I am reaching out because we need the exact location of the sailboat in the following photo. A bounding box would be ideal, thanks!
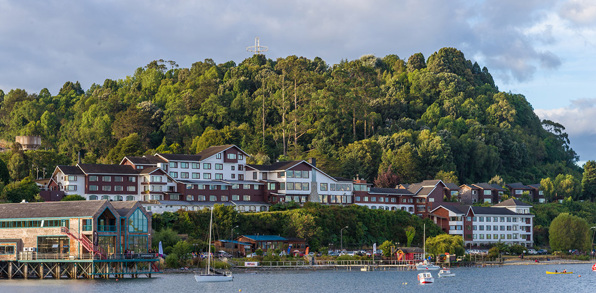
[416,223,440,271]
[194,207,233,282]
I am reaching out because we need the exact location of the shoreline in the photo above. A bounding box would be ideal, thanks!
[161,259,595,274]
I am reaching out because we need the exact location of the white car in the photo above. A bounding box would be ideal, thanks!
[527,249,538,255]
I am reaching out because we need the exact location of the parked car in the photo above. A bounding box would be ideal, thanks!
[527,249,538,255]
[537,249,548,255]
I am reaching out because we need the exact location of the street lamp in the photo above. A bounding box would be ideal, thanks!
[340,226,348,252]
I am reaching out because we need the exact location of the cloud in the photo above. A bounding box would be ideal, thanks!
[558,0,596,26]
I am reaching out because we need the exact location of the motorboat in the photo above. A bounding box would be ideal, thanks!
[592,263,596,271]
[546,271,573,274]
[418,272,434,284]
[416,260,441,270]
[438,268,455,277]
[195,208,233,282]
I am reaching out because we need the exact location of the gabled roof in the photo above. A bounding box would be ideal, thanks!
[369,187,413,196]
[473,183,495,190]
[110,201,140,217]
[333,177,353,182]
[469,206,519,216]
[0,200,110,219]
[156,145,247,162]
[490,184,507,191]
[419,179,443,187]
[242,235,287,242]
[56,165,84,175]
[527,184,541,189]
[247,161,302,171]
[414,186,435,197]
[138,166,164,174]
[460,184,479,189]
[121,156,166,165]
[444,183,460,190]
[78,164,138,175]
[493,198,532,207]
[506,182,531,190]
[431,203,469,214]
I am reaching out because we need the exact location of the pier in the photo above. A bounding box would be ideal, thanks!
[0,253,160,280]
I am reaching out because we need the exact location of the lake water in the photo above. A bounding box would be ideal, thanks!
[1,263,596,293]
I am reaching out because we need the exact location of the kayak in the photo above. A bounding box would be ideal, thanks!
[546,271,573,274]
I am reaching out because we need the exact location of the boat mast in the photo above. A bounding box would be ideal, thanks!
[207,207,213,274]
[423,223,426,261]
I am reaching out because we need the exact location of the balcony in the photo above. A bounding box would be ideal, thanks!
[97,225,117,232]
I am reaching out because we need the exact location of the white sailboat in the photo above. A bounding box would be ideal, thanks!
[195,207,233,282]
[416,223,440,271]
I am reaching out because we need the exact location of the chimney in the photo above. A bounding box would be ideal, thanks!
[309,158,316,167]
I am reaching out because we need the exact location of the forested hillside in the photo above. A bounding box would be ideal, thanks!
[0,47,580,185]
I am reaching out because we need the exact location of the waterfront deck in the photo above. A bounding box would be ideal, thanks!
[0,253,161,280]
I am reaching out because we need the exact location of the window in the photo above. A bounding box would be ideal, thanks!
[239,174,244,180]
[67,175,77,181]
[192,162,200,169]
[169,172,178,178]
[278,172,285,178]
[89,175,98,181]
[371,197,376,202]
[238,154,244,160]
[268,183,276,190]
[243,184,250,190]
[203,173,211,179]
[192,172,200,179]
[215,173,223,180]
[232,195,240,201]
[216,153,222,159]
[180,162,189,169]
[102,186,111,191]
[287,182,294,190]
[151,175,162,182]
[89,185,98,191]
[203,163,211,170]
[209,185,217,190]
[221,195,228,201]
[287,170,294,178]
[232,184,239,190]
[170,194,179,200]
[484,190,491,195]
[127,186,136,192]
[114,186,123,191]
[355,196,361,201]
[243,195,250,201]
[128,176,136,182]
[302,183,309,191]
[66,185,77,191]
[227,153,237,160]
[115,176,124,182]
[102,176,111,182]
[515,190,523,195]
[181,172,189,179]
[169,162,178,168]
[320,183,328,191]
[215,163,223,170]
[222,185,228,190]
[128,209,148,233]
[210,195,217,201]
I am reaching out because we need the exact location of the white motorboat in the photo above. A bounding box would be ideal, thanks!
[418,272,434,284]
[416,260,441,270]
[438,268,455,277]
[195,208,233,283]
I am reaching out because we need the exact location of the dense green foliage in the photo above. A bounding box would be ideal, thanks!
[152,203,441,252]
[60,194,86,201]
[425,234,465,256]
[549,213,590,252]
[0,48,579,186]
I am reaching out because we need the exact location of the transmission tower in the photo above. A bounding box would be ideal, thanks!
[246,37,268,55]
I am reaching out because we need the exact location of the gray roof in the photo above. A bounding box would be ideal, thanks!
[444,183,460,190]
[123,156,166,165]
[470,206,520,216]
[493,198,532,207]
[369,187,413,196]
[110,201,139,217]
[157,145,245,162]
[247,161,302,171]
[78,164,138,175]
[473,183,494,189]
[57,165,84,175]
[433,203,470,214]
[490,184,507,191]
[506,182,531,190]
[0,200,109,219]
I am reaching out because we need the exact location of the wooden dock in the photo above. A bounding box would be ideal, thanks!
[0,253,161,280]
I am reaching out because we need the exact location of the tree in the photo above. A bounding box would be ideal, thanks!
[425,234,464,257]
[581,160,596,201]
[554,174,581,200]
[435,170,459,185]
[1,177,40,203]
[549,213,590,252]
[405,226,416,247]
[61,194,86,201]
[540,177,556,202]
[0,159,9,184]
[374,165,401,188]
[378,240,394,257]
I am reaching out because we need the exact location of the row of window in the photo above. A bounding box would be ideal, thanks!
[170,194,252,202]
[89,176,136,182]
[168,154,244,169]
[353,184,370,192]
[473,234,519,240]
[89,185,136,192]
[278,170,309,179]
[450,216,532,223]
[185,184,259,190]
[0,219,69,229]
[320,183,352,192]
[88,195,136,201]
[0,245,15,254]
[169,171,244,180]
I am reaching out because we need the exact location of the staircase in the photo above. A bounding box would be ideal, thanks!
[61,227,106,259]
[151,262,160,272]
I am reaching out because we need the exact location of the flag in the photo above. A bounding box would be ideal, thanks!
[287,244,292,255]
[158,241,164,258]
[305,247,310,255]
[373,243,377,255]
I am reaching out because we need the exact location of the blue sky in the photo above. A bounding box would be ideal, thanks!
[0,0,595,162]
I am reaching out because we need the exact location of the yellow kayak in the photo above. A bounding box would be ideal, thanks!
[546,271,573,274]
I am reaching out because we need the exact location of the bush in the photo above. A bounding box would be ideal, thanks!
[165,253,179,268]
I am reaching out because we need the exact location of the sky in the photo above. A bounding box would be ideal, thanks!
[0,0,595,163]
